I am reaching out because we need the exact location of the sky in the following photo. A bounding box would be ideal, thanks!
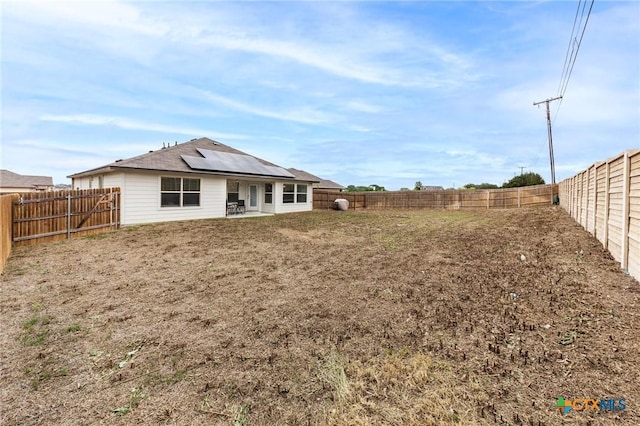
[1,0,639,190]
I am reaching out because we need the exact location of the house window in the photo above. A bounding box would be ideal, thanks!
[227,181,239,203]
[296,184,308,203]
[98,176,104,189]
[161,177,200,207]
[182,178,201,206]
[283,183,295,203]
[264,183,273,204]
[282,183,308,204]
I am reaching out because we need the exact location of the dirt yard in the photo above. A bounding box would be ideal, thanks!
[1,206,638,425]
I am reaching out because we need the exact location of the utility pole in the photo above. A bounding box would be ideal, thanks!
[519,166,526,175]
[533,96,562,184]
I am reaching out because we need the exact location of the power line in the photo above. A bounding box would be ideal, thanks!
[557,0,584,96]
[558,0,595,98]
[529,0,595,181]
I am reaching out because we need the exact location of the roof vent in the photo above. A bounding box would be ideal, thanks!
[116,159,123,162]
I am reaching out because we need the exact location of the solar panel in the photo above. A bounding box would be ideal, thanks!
[181,149,295,178]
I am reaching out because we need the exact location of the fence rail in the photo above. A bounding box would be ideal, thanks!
[314,184,557,211]
[558,150,640,282]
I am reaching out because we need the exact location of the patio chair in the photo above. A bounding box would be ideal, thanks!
[236,200,246,214]
[227,202,237,215]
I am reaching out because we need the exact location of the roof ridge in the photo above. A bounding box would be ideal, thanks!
[68,137,293,180]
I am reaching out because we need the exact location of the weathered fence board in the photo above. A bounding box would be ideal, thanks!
[314,184,556,211]
[559,150,640,282]
[11,188,120,247]
[1,193,17,274]
[595,163,607,243]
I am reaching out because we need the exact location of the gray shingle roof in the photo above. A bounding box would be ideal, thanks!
[68,137,292,179]
[0,169,53,188]
[286,168,321,183]
[287,168,343,189]
[317,179,344,190]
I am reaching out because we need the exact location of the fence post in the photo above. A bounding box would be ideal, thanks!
[579,173,583,225]
[603,160,610,250]
[621,151,631,271]
[486,190,490,209]
[569,179,572,212]
[110,188,114,226]
[572,175,580,218]
[517,188,521,208]
[569,178,572,216]
[591,167,596,235]
[67,193,72,240]
[585,169,590,229]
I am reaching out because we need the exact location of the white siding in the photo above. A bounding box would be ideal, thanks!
[75,172,226,225]
[123,173,226,225]
[72,173,124,190]
[71,176,90,190]
[73,172,310,223]
[273,181,314,214]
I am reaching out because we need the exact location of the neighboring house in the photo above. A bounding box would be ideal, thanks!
[316,178,344,192]
[0,169,54,193]
[287,168,344,191]
[420,185,444,191]
[68,137,316,225]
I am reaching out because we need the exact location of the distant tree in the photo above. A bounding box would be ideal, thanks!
[502,172,545,188]
[414,181,423,190]
[464,182,499,190]
[343,184,386,192]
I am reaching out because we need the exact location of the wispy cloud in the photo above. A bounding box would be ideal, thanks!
[346,101,384,114]
[39,114,247,140]
[6,0,475,89]
[198,91,334,125]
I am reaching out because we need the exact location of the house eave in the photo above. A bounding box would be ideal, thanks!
[68,165,307,181]
[67,166,117,179]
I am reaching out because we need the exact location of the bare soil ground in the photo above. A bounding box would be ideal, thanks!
[1,206,639,425]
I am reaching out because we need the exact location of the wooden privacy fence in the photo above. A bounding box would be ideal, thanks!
[9,187,121,248]
[1,194,13,274]
[314,184,557,211]
[558,150,640,281]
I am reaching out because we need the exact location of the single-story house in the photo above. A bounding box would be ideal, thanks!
[286,168,344,192]
[0,169,54,193]
[68,137,318,225]
[317,179,344,192]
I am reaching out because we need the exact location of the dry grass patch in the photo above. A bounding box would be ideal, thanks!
[323,348,486,425]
